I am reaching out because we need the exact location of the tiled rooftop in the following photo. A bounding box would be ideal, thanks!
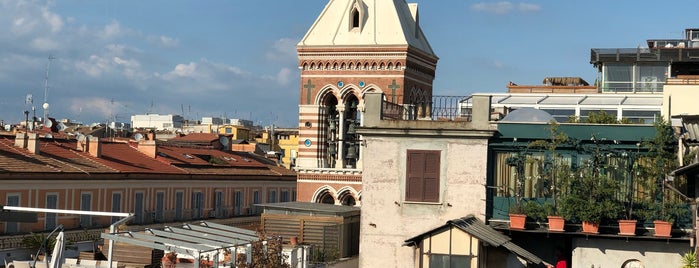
[0,133,295,179]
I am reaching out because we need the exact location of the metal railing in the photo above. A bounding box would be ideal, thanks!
[382,95,469,121]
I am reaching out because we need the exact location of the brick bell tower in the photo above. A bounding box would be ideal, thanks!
[295,0,438,206]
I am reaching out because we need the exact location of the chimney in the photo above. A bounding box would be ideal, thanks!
[471,95,492,129]
[87,135,101,158]
[147,130,156,141]
[76,135,87,152]
[14,132,28,149]
[27,132,40,154]
[138,140,157,158]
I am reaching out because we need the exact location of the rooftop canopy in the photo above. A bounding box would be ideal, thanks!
[101,221,258,268]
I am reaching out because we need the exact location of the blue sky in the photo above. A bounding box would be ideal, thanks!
[2,1,699,128]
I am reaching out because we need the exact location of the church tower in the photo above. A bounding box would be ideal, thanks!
[296,0,438,205]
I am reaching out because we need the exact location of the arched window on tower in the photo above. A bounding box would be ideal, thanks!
[351,7,360,29]
[317,190,335,204]
[322,96,339,169]
[342,95,360,169]
[338,191,356,206]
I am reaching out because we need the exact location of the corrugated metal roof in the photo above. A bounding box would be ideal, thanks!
[403,214,544,265]
[255,202,360,216]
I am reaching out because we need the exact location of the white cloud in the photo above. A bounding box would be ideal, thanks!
[41,6,63,33]
[266,38,298,62]
[113,57,140,69]
[30,37,59,51]
[276,67,292,85]
[68,97,123,119]
[98,21,123,40]
[168,62,199,78]
[518,3,541,12]
[471,2,541,14]
[263,67,293,85]
[148,35,179,48]
[75,55,112,77]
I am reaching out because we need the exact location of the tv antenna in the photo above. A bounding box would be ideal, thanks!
[43,55,56,121]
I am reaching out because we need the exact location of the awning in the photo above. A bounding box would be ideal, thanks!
[671,162,699,177]
[404,215,547,266]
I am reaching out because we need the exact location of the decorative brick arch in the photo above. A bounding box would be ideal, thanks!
[311,185,337,204]
[337,186,359,206]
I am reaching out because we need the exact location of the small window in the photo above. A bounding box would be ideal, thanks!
[351,8,360,28]
[429,254,471,268]
[406,150,441,202]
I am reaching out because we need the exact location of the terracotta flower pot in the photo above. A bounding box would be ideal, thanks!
[618,220,637,236]
[581,221,599,234]
[547,216,565,232]
[509,213,526,230]
[653,220,672,237]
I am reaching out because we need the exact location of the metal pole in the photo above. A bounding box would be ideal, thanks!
[107,215,134,268]
[30,224,63,268]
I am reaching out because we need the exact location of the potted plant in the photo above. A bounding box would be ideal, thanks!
[644,199,690,237]
[508,201,527,230]
[21,232,56,260]
[527,122,569,232]
[543,202,565,232]
[559,166,621,234]
[506,153,527,230]
[618,158,640,236]
[637,119,686,238]
[681,250,697,268]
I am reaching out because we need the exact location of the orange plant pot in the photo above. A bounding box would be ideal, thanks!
[653,220,672,237]
[618,220,637,236]
[547,216,565,232]
[581,221,599,234]
[509,213,526,230]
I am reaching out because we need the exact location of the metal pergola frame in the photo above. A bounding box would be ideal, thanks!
[101,221,257,268]
[1,206,133,268]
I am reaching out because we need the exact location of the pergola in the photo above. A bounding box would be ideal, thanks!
[101,221,258,268]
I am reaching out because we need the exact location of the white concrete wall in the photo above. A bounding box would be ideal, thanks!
[358,135,489,268]
[573,238,691,268]
[663,84,699,119]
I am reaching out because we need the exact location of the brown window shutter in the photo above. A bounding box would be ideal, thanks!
[422,151,440,202]
[406,151,425,201]
[406,150,440,202]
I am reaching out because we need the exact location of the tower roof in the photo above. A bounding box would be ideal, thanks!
[298,0,435,56]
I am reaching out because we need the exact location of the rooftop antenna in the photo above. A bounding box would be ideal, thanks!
[43,55,55,122]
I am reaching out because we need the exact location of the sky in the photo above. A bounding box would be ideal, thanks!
[2,1,699,128]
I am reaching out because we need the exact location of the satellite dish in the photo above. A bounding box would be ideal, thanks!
[77,134,86,142]
[42,102,49,110]
[57,122,67,131]
[44,133,53,139]
[219,136,230,146]
[134,133,143,141]
[45,119,53,128]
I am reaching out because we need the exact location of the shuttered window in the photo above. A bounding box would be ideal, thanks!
[406,150,441,202]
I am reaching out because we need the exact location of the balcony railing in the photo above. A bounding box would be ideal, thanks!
[382,95,469,121]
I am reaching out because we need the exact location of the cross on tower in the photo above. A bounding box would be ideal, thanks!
[388,79,401,103]
[304,79,315,104]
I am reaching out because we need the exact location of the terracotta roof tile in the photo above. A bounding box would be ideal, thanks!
[92,142,183,173]
[170,133,218,142]
[0,134,295,178]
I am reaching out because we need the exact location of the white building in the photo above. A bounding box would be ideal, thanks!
[131,114,184,131]
[229,118,253,127]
